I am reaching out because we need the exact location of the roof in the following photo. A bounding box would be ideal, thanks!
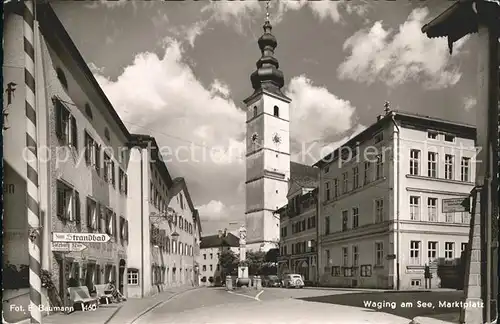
[290,162,319,189]
[6,2,132,140]
[313,110,477,168]
[200,232,239,249]
[421,0,499,54]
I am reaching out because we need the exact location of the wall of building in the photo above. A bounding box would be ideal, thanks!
[41,26,130,297]
[198,246,239,286]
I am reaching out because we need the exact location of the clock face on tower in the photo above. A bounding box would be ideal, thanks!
[272,133,282,145]
[251,132,259,143]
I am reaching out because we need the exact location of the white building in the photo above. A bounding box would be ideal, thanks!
[276,163,319,283]
[198,231,239,286]
[244,20,291,253]
[3,2,131,320]
[315,109,476,290]
[126,134,202,298]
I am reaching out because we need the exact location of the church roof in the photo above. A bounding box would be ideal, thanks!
[290,162,319,189]
[200,232,240,249]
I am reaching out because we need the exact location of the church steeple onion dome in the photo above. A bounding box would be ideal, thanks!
[250,19,285,92]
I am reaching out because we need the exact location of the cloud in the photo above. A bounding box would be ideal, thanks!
[285,75,358,164]
[92,39,246,213]
[84,0,131,10]
[201,1,261,34]
[210,79,231,99]
[338,8,467,89]
[463,96,477,112]
[197,200,246,234]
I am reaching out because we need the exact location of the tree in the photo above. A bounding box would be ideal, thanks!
[247,251,266,275]
[219,249,238,277]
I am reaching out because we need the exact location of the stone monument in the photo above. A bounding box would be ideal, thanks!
[237,225,250,287]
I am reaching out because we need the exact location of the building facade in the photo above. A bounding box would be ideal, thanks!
[244,20,291,253]
[3,3,131,320]
[276,163,319,283]
[126,135,202,298]
[3,5,203,323]
[316,110,476,290]
[198,231,239,286]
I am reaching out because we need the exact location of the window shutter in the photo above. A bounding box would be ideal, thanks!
[57,188,65,219]
[86,199,92,228]
[111,161,115,187]
[95,145,101,175]
[84,133,90,164]
[55,100,63,139]
[75,190,81,224]
[98,205,103,232]
[71,116,77,150]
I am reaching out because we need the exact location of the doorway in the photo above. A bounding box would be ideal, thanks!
[119,259,126,294]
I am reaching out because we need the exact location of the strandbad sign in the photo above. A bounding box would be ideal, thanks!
[52,232,111,243]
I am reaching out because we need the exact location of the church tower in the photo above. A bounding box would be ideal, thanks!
[243,12,291,252]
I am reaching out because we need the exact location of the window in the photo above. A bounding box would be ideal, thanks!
[409,241,421,265]
[411,279,422,287]
[342,172,348,193]
[84,132,96,166]
[445,154,454,180]
[127,269,139,285]
[55,99,77,149]
[325,216,330,235]
[427,131,438,139]
[56,68,68,89]
[210,253,213,259]
[118,169,128,194]
[375,199,384,222]
[375,156,383,180]
[103,154,111,182]
[342,247,348,266]
[86,198,98,230]
[352,246,359,267]
[203,254,206,260]
[202,265,206,272]
[331,266,341,276]
[409,196,420,221]
[444,134,455,142]
[210,265,213,271]
[352,166,359,189]
[427,198,438,222]
[427,241,438,263]
[364,162,371,184]
[273,105,279,117]
[341,210,348,231]
[56,180,79,222]
[410,150,420,175]
[325,181,331,201]
[461,212,470,224]
[360,265,372,277]
[446,212,454,223]
[374,132,383,143]
[375,242,383,266]
[461,243,467,252]
[428,152,437,178]
[253,106,257,117]
[461,157,470,182]
[333,179,338,197]
[445,242,454,259]
[325,249,330,265]
[352,207,359,228]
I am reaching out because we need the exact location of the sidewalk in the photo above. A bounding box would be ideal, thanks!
[39,285,201,324]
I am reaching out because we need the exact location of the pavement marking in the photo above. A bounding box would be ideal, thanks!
[255,290,264,301]
[227,290,261,301]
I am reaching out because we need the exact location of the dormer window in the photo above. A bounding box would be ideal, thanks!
[273,105,279,118]
[444,134,455,142]
[427,131,438,139]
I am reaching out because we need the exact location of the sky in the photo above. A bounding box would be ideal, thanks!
[52,0,478,235]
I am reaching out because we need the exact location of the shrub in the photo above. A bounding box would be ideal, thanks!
[201,276,207,283]
[208,277,214,283]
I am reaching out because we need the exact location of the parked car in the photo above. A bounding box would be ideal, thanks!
[283,274,304,288]
[262,275,281,287]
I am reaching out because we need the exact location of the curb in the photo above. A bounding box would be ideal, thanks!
[409,316,456,324]
[102,305,125,324]
[129,286,202,324]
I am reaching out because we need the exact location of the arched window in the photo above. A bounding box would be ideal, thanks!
[273,105,279,117]
[253,106,257,117]
[56,67,68,89]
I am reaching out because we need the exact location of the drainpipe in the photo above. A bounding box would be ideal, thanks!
[140,146,145,298]
[390,113,401,290]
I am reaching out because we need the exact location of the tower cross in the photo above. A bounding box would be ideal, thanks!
[265,0,270,22]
